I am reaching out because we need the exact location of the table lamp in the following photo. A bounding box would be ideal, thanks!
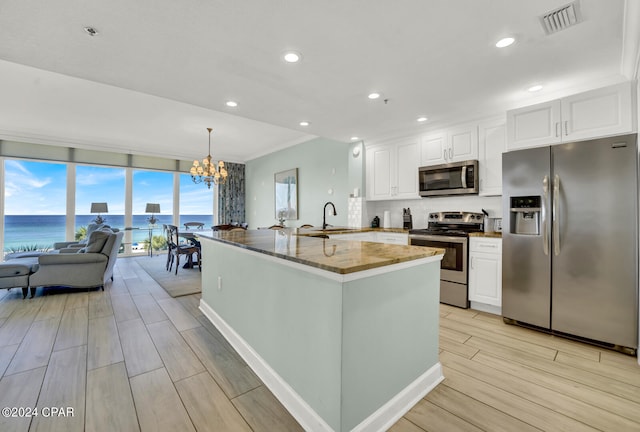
[146,203,160,225]
[90,202,108,224]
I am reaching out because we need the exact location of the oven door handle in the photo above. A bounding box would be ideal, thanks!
[410,234,467,244]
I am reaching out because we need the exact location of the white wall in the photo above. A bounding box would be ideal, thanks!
[367,195,502,229]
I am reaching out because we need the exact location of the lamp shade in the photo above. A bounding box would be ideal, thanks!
[90,202,108,213]
[145,203,160,213]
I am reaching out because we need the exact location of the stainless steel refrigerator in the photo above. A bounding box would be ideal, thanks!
[502,134,638,353]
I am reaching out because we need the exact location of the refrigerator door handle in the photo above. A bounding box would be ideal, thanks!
[461,166,467,189]
[553,174,560,256]
[542,175,549,255]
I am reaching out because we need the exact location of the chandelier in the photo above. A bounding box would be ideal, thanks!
[190,127,228,188]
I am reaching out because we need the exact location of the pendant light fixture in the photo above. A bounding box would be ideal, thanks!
[190,128,228,188]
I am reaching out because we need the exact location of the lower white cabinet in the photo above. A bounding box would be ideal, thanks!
[468,237,502,311]
[329,232,408,245]
[375,232,409,245]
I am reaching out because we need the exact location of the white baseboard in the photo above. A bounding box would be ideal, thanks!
[351,362,444,432]
[470,301,502,316]
[199,299,333,432]
[200,299,443,432]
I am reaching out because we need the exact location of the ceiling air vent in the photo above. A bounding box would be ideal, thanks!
[539,1,582,35]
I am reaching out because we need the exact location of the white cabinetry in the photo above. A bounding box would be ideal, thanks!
[375,232,409,245]
[478,118,506,196]
[507,81,635,150]
[366,138,420,201]
[448,123,478,162]
[330,232,408,245]
[468,237,502,314]
[420,132,447,165]
[420,124,478,166]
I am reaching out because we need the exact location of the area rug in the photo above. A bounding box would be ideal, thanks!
[136,256,201,297]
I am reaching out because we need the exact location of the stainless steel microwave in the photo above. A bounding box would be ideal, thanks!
[418,160,479,197]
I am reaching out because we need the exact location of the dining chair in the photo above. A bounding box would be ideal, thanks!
[167,225,200,274]
[163,224,174,271]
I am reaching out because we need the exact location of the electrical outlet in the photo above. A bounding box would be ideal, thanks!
[217,276,222,291]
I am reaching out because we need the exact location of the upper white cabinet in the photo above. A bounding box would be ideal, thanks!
[420,132,447,166]
[478,118,506,196]
[448,123,478,162]
[366,138,420,201]
[420,124,478,166]
[507,81,636,151]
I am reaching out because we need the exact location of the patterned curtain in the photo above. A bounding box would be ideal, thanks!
[217,162,245,225]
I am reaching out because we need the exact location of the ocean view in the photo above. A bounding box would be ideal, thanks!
[3,215,213,252]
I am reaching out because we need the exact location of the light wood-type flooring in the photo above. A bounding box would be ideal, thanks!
[0,256,637,431]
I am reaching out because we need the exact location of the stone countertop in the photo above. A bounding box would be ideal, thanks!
[197,229,443,275]
[469,232,503,238]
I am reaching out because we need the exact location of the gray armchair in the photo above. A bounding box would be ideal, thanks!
[53,223,118,250]
[27,230,124,297]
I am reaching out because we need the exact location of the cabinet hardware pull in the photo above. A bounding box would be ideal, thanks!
[564,121,568,136]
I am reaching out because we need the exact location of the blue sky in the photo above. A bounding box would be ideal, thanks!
[5,160,213,215]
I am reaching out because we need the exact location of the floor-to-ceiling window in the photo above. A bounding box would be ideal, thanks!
[1,149,222,256]
[179,173,214,229]
[132,169,174,252]
[3,159,67,255]
[75,165,126,236]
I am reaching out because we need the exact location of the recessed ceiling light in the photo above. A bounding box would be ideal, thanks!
[417,116,428,122]
[495,37,515,48]
[283,51,302,63]
[350,136,360,141]
[528,84,543,92]
[299,121,310,126]
[83,26,99,37]
[368,93,381,100]
[226,101,238,107]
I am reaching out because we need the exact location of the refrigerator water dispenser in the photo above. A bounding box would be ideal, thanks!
[510,196,541,235]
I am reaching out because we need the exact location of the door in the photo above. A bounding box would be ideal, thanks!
[448,124,478,162]
[561,81,634,142]
[507,100,561,150]
[502,146,552,328]
[551,135,638,348]
[410,235,467,284]
[396,140,420,198]
[478,118,506,196]
[420,132,447,166]
[469,252,502,306]
[366,145,393,200]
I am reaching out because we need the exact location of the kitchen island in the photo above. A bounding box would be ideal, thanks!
[197,229,444,432]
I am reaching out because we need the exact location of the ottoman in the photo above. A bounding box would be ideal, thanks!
[0,260,33,298]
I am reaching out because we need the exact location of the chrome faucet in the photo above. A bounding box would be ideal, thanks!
[322,202,337,230]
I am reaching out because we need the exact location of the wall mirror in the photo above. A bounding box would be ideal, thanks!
[275,168,298,221]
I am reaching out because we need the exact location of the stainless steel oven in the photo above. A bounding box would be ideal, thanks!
[409,211,484,308]
[409,234,467,284]
[419,160,478,197]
